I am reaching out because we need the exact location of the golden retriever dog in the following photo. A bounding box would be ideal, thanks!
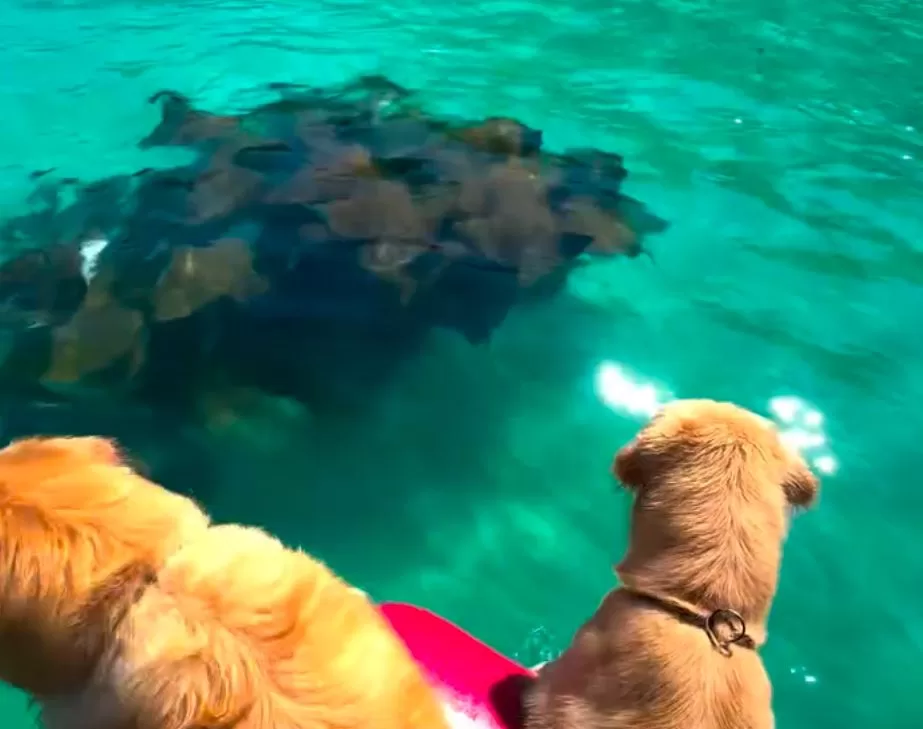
[0,436,450,729]
[524,399,820,729]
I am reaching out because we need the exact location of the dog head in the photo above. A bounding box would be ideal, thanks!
[612,399,819,620]
[614,399,818,508]
[0,436,208,696]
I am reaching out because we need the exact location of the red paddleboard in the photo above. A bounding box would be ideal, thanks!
[380,602,536,729]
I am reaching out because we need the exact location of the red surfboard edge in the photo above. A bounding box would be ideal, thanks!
[379,602,537,729]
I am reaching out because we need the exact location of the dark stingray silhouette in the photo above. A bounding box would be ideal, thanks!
[0,75,669,416]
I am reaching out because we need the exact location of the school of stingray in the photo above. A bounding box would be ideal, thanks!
[0,75,669,421]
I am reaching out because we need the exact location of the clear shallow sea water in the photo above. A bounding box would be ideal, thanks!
[1,0,921,727]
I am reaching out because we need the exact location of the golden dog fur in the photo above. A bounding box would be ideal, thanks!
[0,436,450,729]
[524,399,820,729]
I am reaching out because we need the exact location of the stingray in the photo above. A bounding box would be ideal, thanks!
[186,164,263,224]
[321,178,441,302]
[452,158,561,285]
[552,149,629,200]
[325,179,427,240]
[450,117,543,157]
[0,242,87,327]
[353,114,443,167]
[140,90,242,149]
[151,237,269,322]
[140,143,267,227]
[229,141,297,173]
[241,75,410,143]
[0,176,78,247]
[557,197,642,258]
[262,142,378,206]
[612,195,670,237]
[0,74,672,415]
[331,74,413,124]
[41,271,147,387]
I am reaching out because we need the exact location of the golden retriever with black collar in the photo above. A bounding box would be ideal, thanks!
[525,399,819,729]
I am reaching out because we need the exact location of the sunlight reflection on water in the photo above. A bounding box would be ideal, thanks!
[593,361,838,476]
[441,695,495,729]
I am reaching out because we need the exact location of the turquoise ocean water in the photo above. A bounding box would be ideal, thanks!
[1,0,921,727]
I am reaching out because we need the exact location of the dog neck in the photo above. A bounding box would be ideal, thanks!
[616,568,769,647]
[622,586,761,655]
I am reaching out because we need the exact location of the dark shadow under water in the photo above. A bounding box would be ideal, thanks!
[0,75,668,515]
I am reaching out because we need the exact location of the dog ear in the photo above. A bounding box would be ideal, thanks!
[613,440,644,491]
[781,453,819,508]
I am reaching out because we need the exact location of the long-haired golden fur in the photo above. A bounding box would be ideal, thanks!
[0,436,450,729]
[525,399,820,729]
